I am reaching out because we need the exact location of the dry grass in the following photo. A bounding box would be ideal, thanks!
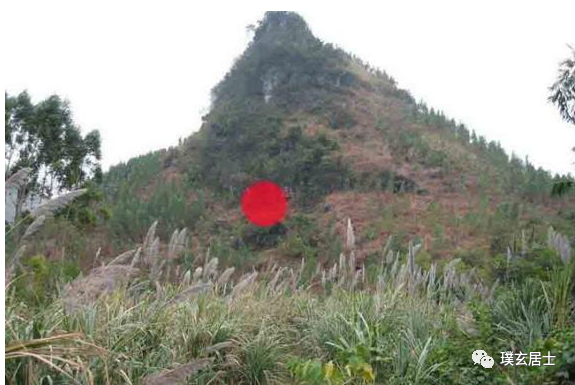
[5,332,103,384]
[142,358,213,385]
[30,189,87,218]
[62,265,140,312]
[5,167,32,191]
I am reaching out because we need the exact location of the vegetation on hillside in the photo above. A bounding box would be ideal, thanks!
[5,11,575,385]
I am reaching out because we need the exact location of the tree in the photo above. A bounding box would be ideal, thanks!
[549,46,575,125]
[5,91,102,218]
[548,48,575,197]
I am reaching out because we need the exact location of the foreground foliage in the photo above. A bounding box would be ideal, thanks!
[5,222,575,384]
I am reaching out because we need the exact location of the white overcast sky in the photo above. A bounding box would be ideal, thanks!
[4,2,575,174]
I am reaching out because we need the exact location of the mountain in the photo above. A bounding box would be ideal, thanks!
[102,11,573,273]
[6,11,575,384]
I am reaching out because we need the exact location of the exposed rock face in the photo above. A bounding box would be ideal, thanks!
[262,68,283,103]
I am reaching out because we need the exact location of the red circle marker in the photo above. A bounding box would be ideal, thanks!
[241,181,288,227]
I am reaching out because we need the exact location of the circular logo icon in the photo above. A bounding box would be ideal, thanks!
[480,356,494,368]
[472,350,488,365]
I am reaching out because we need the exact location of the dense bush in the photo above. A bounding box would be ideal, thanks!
[103,152,206,241]
[241,223,287,250]
[196,103,352,207]
[11,254,80,306]
[492,246,564,283]
[108,181,205,241]
[328,108,356,130]
[278,213,320,259]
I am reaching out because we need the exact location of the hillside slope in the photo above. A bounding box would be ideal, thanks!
[6,11,575,384]
[102,11,574,274]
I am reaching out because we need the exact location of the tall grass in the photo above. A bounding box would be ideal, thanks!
[5,220,575,384]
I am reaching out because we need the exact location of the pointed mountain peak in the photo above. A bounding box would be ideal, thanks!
[251,12,314,45]
[211,12,353,107]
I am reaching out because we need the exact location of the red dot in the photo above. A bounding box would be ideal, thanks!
[241,181,288,227]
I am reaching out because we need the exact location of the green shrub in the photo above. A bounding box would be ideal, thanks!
[13,255,80,306]
[328,109,356,130]
[197,104,352,207]
[492,246,563,283]
[242,223,287,250]
[529,328,575,382]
